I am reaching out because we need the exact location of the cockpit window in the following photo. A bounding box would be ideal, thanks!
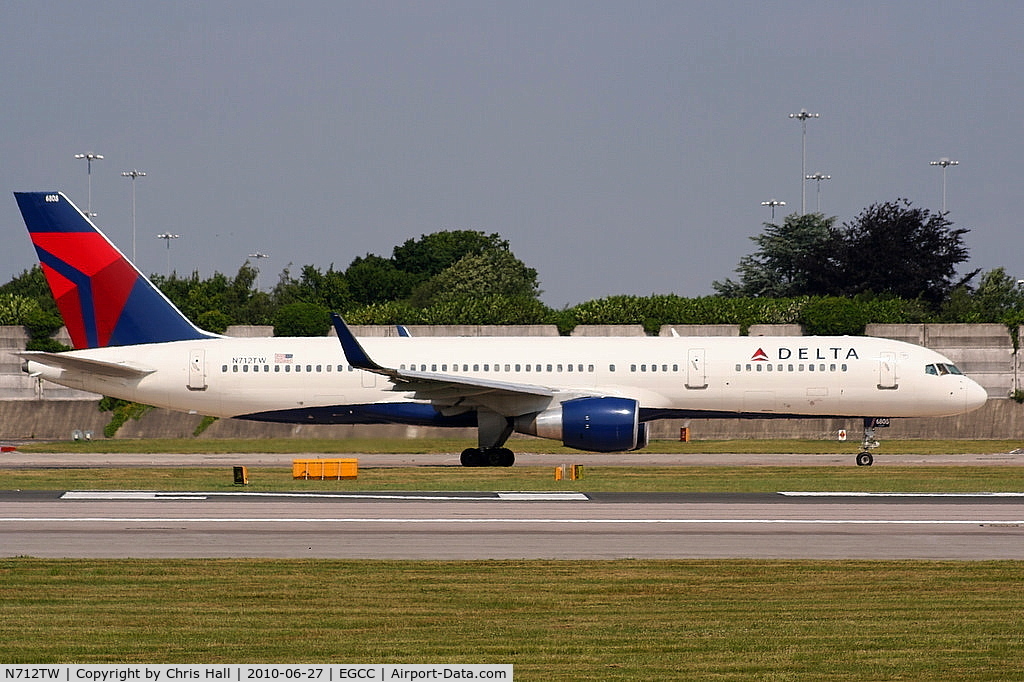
[925,363,963,376]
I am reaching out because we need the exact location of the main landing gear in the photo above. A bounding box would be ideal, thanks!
[461,410,517,467]
[460,447,515,467]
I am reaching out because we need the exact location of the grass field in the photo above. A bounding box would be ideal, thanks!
[2,559,1023,679]
[5,464,1024,493]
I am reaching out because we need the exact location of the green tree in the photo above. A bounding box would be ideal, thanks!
[345,255,415,305]
[154,263,273,328]
[410,249,541,307]
[835,199,975,304]
[392,231,508,278]
[273,264,353,312]
[0,266,58,315]
[272,301,331,336]
[716,200,974,308]
[713,213,838,298]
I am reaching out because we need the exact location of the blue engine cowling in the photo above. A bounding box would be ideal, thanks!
[515,396,648,452]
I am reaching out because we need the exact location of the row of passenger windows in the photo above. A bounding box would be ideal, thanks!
[221,362,688,374]
[736,363,849,373]
[222,364,350,373]
[401,362,596,373]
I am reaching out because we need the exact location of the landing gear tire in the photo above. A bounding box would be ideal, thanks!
[856,452,874,467]
[460,448,479,467]
[460,447,515,467]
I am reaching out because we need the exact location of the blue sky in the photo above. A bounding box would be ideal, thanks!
[3,1,1020,307]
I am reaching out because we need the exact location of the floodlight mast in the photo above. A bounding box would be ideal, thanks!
[789,109,820,215]
[929,157,959,213]
[761,199,786,221]
[122,169,147,262]
[248,251,269,290]
[156,232,180,275]
[73,153,103,217]
[805,173,831,213]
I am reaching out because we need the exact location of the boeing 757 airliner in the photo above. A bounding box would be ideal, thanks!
[13,191,987,466]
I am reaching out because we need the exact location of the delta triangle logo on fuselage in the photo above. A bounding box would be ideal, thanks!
[751,348,769,361]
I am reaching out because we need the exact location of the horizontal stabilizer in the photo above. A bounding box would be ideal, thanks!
[18,351,156,379]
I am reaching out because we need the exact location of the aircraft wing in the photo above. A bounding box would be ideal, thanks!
[331,314,561,407]
[17,351,157,379]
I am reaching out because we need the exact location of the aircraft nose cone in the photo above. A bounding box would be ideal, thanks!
[964,378,988,412]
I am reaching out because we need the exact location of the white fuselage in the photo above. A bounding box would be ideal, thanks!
[27,334,988,423]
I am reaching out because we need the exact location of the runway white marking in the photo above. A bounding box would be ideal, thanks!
[59,491,589,501]
[780,491,1024,497]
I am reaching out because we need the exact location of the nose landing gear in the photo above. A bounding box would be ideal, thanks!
[856,417,888,466]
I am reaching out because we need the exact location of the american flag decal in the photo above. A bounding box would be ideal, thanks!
[274,353,293,363]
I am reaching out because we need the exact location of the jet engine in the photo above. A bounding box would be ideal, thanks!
[515,396,649,452]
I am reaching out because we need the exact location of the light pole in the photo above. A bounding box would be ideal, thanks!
[121,169,147,262]
[248,251,269,290]
[73,153,103,217]
[761,199,786,221]
[156,233,180,275]
[804,173,831,213]
[929,157,959,213]
[789,109,820,215]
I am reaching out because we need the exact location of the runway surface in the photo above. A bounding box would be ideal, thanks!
[2,489,1023,560]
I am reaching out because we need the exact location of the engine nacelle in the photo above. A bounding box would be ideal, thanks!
[515,396,648,452]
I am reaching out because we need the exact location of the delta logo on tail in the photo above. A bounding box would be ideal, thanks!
[13,192,211,348]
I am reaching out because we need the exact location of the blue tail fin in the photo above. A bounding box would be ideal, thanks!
[13,191,214,349]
